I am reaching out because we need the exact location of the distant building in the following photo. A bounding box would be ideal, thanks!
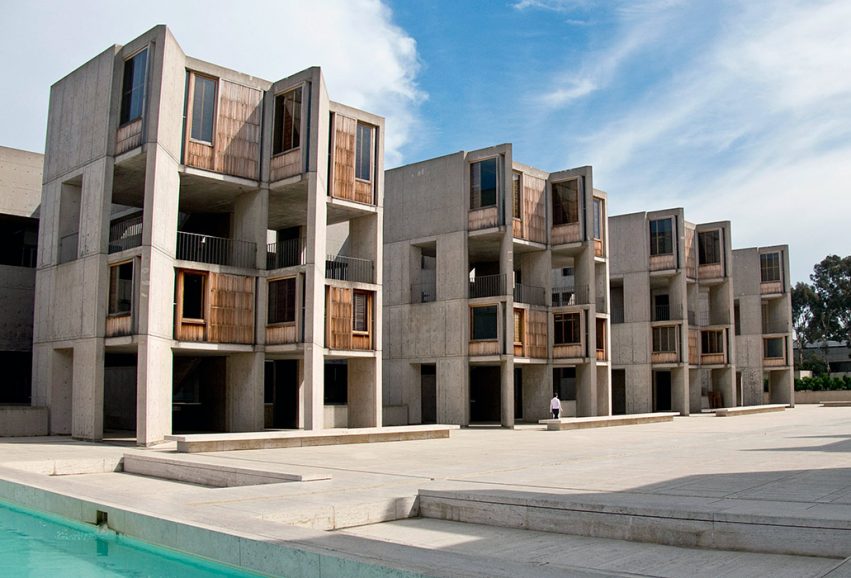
[383,145,611,426]
[796,341,851,376]
[0,146,41,405]
[32,26,383,445]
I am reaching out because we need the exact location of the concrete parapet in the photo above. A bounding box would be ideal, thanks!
[715,404,786,417]
[0,406,48,437]
[539,412,678,431]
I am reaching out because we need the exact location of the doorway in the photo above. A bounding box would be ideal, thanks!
[653,370,672,412]
[421,364,436,424]
[469,366,501,422]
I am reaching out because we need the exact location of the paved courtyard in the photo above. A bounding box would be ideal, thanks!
[2,405,851,576]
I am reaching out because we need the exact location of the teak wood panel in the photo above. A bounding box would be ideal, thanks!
[763,356,787,367]
[207,272,255,344]
[329,114,374,204]
[553,343,583,359]
[688,329,699,365]
[469,340,500,356]
[106,314,132,338]
[698,263,723,280]
[649,254,676,271]
[325,286,374,351]
[651,351,679,364]
[184,75,262,180]
[266,323,298,345]
[552,222,581,245]
[685,228,697,278]
[701,353,726,365]
[115,119,143,155]
[515,175,546,243]
[594,239,604,257]
[270,148,301,182]
[760,281,783,294]
[468,207,498,231]
[525,309,548,359]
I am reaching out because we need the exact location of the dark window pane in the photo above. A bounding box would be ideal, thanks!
[760,252,781,282]
[650,218,673,256]
[182,273,205,319]
[353,292,368,332]
[109,261,133,315]
[273,88,302,155]
[191,76,216,142]
[268,278,296,324]
[765,337,784,358]
[472,306,498,340]
[356,123,372,180]
[552,180,579,226]
[698,230,721,265]
[470,158,498,209]
[593,198,602,239]
[120,49,147,124]
[512,172,521,219]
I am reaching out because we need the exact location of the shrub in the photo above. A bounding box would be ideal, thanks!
[795,375,851,391]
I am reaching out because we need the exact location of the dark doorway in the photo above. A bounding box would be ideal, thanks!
[654,370,672,412]
[0,351,32,404]
[421,364,436,424]
[469,366,501,422]
[612,369,626,415]
[173,357,226,433]
[514,367,523,420]
[104,353,137,432]
[264,360,299,429]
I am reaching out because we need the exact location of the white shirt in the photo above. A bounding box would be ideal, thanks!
[550,396,561,410]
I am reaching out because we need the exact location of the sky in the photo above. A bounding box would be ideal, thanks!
[1,0,848,283]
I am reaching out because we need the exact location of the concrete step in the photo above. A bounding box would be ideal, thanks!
[821,401,851,407]
[417,488,851,558]
[715,404,786,417]
[539,412,679,431]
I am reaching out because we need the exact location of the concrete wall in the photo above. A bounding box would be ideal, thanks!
[0,147,43,218]
[0,265,36,351]
[0,407,48,436]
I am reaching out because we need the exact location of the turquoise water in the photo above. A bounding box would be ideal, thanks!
[0,500,267,577]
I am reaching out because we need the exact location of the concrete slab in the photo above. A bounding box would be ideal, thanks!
[539,412,679,430]
[715,404,786,416]
[822,401,851,408]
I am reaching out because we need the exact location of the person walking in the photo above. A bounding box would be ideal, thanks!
[550,393,560,419]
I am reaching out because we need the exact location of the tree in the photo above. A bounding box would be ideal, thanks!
[810,254,851,345]
[792,281,819,366]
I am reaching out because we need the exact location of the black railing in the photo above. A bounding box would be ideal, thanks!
[176,231,257,269]
[411,281,437,303]
[326,254,374,284]
[653,303,683,322]
[551,284,589,307]
[513,283,545,306]
[469,274,506,299]
[108,214,143,254]
[266,238,304,269]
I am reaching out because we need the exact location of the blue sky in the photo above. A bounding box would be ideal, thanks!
[1,0,849,283]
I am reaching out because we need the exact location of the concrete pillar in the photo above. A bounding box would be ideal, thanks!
[672,366,689,415]
[348,357,381,427]
[48,347,74,435]
[303,345,324,430]
[500,227,514,427]
[596,365,611,416]
[226,352,265,431]
[576,363,595,417]
[500,357,515,427]
[136,335,172,446]
[70,338,105,440]
[522,364,550,422]
[770,370,793,406]
[718,367,736,408]
[440,358,467,425]
[303,167,328,430]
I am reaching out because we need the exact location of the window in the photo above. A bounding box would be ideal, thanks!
[698,230,721,265]
[353,291,369,332]
[108,262,133,315]
[652,326,677,353]
[324,361,347,405]
[273,87,302,154]
[552,180,579,226]
[734,301,741,336]
[470,158,498,209]
[553,367,576,400]
[471,305,498,340]
[554,312,581,345]
[593,198,603,240]
[701,330,724,354]
[764,337,785,359]
[268,277,296,324]
[356,123,372,181]
[120,48,147,125]
[512,172,522,219]
[649,218,673,256]
[760,252,781,283]
[182,272,206,320]
[190,75,217,143]
[513,309,524,344]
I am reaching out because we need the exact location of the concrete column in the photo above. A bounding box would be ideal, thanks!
[522,364,551,422]
[576,362,595,417]
[136,335,172,446]
[596,365,611,416]
[770,370,794,406]
[348,357,380,427]
[500,229,514,427]
[500,357,515,428]
[718,367,736,409]
[48,347,74,435]
[71,338,105,440]
[226,352,265,431]
[672,366,689,415]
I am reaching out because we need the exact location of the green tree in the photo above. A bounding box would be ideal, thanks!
[792,281,819,366]
[810,255,851,344]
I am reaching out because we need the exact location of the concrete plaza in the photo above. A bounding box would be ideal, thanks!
[1,405,851,576]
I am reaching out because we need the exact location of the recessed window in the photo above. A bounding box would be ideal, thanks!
[698,230,721,265]
[353,291,369,332]
[652,326,677,353]
[760,252,781,283]
[356,123,372,181]
[470,158,498,209]
[512,172,522,219]
[593,198,603,240]
[649,218,674,256]
[182,272,206,320]
[552,180,580,226]
[764,337,785,359]
[554,312,581,345]
[120,49,148,125]
[191,75,217,143]
[108,262,133,315]
[471,305,498,340]
[268,277,296,324]
[514,308,524,345]
[273,87,302,154]
[701,330,724,354]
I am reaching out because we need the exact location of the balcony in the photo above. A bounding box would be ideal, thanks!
[653,303,683,322]
[551,222,581,245]
[552,284,589,307]
[108,214,143,254]
[468,207,498,231]
[266,238,304,269]
[649,253,676,272]
[177,232,257,269]
[514,283,546,306]
[469,274,506,299]
[698,262,724,281]
[762,319,790,334]
[760,280,784,295]
[326,254,375,284]
[411,281,437,304]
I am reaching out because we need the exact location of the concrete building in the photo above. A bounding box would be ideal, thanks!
[383,145,611,427]
[0,146,42,405]
[32,26,384,445]
[733,246,794,405]
[609,210,736,415]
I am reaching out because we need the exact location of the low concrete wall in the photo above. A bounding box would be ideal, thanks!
[324,404,348,428]
[382,405,408,426]
[0,406,48,437]
[796,390,851,404]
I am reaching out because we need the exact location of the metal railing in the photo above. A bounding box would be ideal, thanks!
[762,319,790,334]
[176,231,257,269]
[326,254,374,283]
[469,274,506,299]
[513,283,545,306]
[58,233,78,264]
[108,214,143,254]
[551,284,589,307]
[411,281,437,303]
[266,238,304,269]
[653,303,683,322]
